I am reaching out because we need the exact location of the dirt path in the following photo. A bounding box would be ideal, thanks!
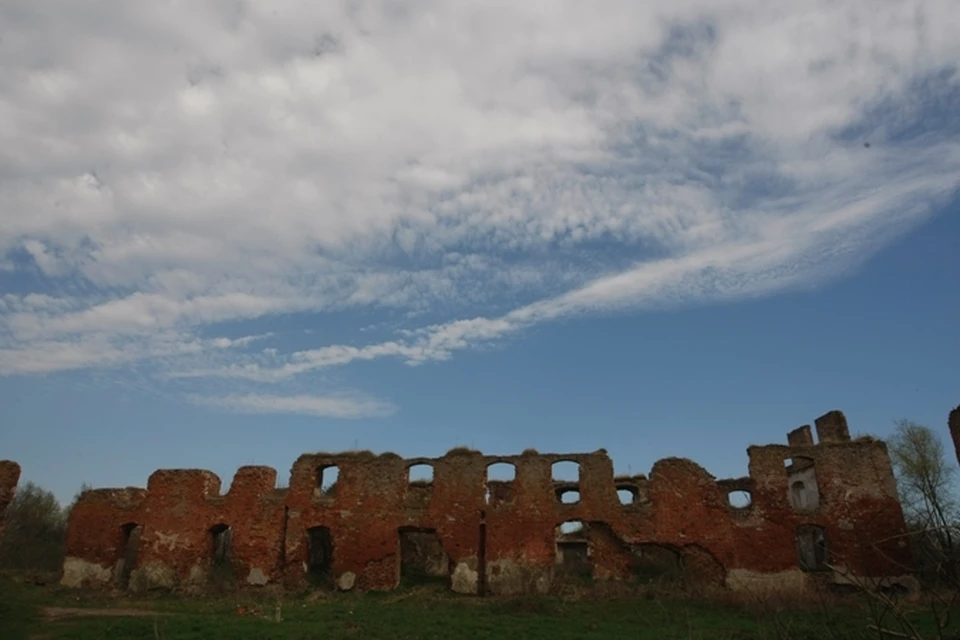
[41,606,169,620]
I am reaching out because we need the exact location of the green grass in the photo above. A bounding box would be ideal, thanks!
[0,575,956,640]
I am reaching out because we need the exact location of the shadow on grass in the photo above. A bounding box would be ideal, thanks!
[2,571,959,640]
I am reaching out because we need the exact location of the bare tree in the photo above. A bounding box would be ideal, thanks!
[888,419,959,582]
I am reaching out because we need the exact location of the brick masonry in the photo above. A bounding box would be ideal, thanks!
[55,410,915,594]
[0,460,21,542]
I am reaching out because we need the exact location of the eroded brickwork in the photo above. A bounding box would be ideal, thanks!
[60,410,915,595]
[949,405,960,466]
[0,460,21,542]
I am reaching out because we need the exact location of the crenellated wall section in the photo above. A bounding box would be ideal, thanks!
[58,410,916,594]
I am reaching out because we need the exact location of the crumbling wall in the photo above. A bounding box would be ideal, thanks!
[0,460,21,543]
[949,405,960,466]
[130,466,287,591]
[61,487,146,587]
[738,420,912,589]
[60,409,915,595]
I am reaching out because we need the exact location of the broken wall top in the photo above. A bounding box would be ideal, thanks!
[71,410,886,513]
[0,460,20,503]
[949,405,960,466]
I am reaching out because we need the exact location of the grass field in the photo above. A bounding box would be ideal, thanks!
[0,575,955,640]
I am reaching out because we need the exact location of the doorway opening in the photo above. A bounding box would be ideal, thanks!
[307,526,334,587]
[399,527,450,587]
[115,523,141,589]
[555,520,592,577]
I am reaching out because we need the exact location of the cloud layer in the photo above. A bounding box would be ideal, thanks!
[1,1,958,414]
[189,392,397,419]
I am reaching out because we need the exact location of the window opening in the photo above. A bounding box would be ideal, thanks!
[728,490,752,508]
[785,457,819,511]
[485,462,516,505]
[552,460,580,482]
[210,524,233,566]
[796,525,828,571]
[408,463,433,483]
[555,520,591,576]
[314,465,340,497]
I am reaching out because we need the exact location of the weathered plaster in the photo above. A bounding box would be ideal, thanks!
[60,557,113,588]
[725,568,809,593]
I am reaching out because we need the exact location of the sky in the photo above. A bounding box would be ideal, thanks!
[0,1,958,506]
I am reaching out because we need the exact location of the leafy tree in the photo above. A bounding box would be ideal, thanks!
[0,481,68,573]
[888,419,960,581]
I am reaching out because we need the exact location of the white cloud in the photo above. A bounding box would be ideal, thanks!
[0,0,958,408]
[210,333,274,349]
[0,332,205,376]
[189,392,397,419]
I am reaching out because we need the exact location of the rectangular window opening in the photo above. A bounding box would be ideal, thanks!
[210,524,233,566]
[796,525,828,571]
[314,465,340,498]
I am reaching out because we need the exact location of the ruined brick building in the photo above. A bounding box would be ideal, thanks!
[49,409,920,595]
[0,460,21,543]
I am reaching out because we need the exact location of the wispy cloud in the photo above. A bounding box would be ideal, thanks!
[170,159,960,383]
[0,0,958,412]
[189,392,397,419]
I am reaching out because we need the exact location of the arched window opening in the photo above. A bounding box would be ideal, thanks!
[785,457,819,511]
[408,463,434,483]
[553,461,581,504]
[406,463,434,508]
[555,520,591,576]
[551,460,580,482]
[485,462,516,505]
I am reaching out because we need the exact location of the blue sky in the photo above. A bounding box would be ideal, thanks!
[0,1,958,505]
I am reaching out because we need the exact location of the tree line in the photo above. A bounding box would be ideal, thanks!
[0,482,88,574]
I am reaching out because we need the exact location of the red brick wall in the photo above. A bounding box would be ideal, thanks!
[0,460,21,542]
[60,410,915,593]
